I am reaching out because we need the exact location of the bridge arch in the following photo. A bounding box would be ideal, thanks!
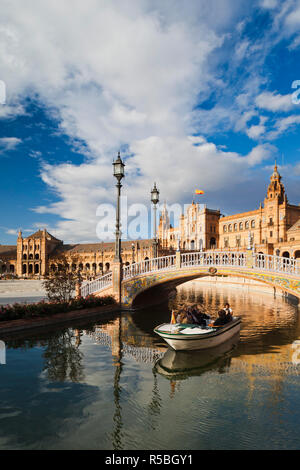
[81,251,300,307]
[126,269,299,309]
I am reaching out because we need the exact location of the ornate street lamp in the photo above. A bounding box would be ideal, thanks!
[113,152,125,262]
[151,182,160,259]
[132,242,135,264]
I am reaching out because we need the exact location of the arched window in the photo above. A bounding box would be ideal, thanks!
[22,264,27,274]
[190,240,195,250]
[223,226,227,233]
[245,221,249,229]
[23,254,27,260]
[105,263,110,272]
[239,222,243,230]
[35,254,39,260]
[85,263,90,270]
[28,264,33,274]
[35,264,39,274]
[251,220,255,228]
[282,251,290,258]
[294,251,300,259]
[228,224,232,232]
[234,224,238,231]
[29,254,33,260]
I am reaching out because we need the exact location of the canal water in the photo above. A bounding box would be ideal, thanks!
[0,281,300,450]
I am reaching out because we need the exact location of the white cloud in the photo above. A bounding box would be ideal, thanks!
[33,136,275,243]
[0,137,22,153]
[0,0,291,242]
[259,0,279,9]
[255,91,294,112]
[268,114,300,139]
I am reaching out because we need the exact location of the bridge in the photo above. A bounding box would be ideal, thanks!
[80,250,300,308]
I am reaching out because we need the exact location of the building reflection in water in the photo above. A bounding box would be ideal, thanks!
[83,280,300,407]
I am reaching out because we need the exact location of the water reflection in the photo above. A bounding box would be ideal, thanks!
[155,333,240,381]
[1,281,300,450]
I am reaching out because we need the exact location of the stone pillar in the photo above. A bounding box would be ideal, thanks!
[246,248,254,269]
[75,281,82,298]
[112,260,123,304]
[16,231,23,277]
[176,251,181,270]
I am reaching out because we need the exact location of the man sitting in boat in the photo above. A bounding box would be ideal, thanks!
[213,309,229,327]
[185,305,210,327]
[224,303,233,323]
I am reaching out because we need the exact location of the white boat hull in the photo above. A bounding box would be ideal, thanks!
[154,318,241,351]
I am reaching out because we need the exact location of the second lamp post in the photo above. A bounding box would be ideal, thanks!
[151,182,160,259]
[113,152,125,263]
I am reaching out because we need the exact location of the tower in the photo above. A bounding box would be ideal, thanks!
[16,230,23,277]
[263,162,287,244]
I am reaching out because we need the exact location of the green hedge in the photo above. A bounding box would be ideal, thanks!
[0,295,116,323]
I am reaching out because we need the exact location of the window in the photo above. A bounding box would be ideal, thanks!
[270,231,273,237]
[224,238,229,248]
[245,221,249,229]
[239,222,243,230]
[251,220,255,228]
[234,224,238,231]
[236,236,241,247]
[223,226,227,233]
[228,224,232,232]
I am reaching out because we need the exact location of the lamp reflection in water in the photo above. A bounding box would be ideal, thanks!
[111,313,124,451]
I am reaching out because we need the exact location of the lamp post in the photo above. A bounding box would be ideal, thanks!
[113,152,125,262]
[151,183,160,259]
[132,243,135,264]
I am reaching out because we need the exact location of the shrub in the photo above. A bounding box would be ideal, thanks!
[0,295,116,323]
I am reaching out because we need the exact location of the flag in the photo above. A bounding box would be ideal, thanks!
[170,310,176,324]
[195,190,205,195]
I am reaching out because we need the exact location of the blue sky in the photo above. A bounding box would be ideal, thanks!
[0,0,300,244]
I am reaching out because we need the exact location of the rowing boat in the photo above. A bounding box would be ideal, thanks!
[154,317,241,351]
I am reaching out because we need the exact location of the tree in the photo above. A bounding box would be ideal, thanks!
[43,254,80,302]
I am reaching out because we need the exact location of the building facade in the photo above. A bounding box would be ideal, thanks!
[1,164,299,278]
[0,230,154,279]
[158,164,300,259]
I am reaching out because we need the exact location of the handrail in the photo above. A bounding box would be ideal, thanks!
[80,251,299,296]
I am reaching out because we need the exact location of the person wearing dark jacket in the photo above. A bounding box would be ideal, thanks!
[213,309,228,326]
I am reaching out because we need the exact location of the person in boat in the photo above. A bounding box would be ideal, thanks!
[188,305,210,326]
[176,310,188,324]
[213,309,228,327]
[186,306,195,324]
[224,303,233,323]
[196,304,211,325]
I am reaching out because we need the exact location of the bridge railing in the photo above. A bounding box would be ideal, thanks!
[80,251,299,297]
[181,251,246,268]
[80,272,112,297]
[254,253,299,275]
[123,255,176,280]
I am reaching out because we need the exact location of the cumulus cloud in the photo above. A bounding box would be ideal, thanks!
[255,91,294,112]
[32,136,275,242]
[0,0,296,242]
